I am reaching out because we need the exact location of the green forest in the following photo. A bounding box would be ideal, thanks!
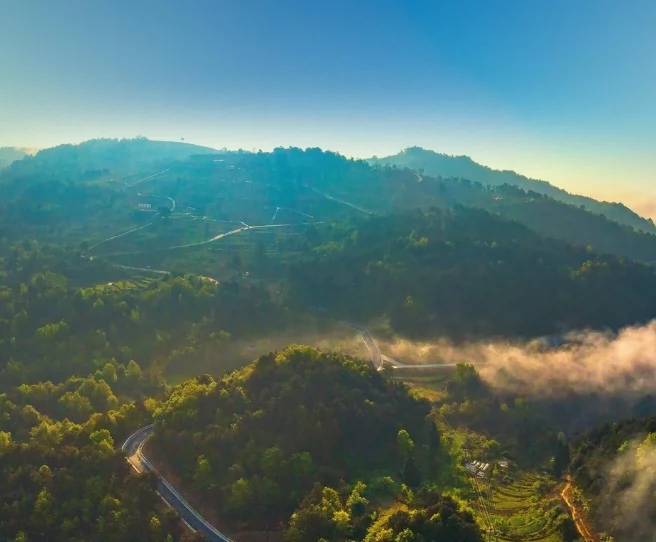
[370,146,656,234]
[288,207,656,338]
[1,138,654,541]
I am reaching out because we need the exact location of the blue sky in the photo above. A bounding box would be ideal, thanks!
[1,0,655,215]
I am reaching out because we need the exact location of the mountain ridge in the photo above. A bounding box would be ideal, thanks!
[369,146,656,233]
[0,146,39,169]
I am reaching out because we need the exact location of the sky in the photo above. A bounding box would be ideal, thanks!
[1,0,655,216]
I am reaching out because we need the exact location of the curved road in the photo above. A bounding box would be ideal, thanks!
[347,322,478,371]
[122,425,233,542]
[122,329,462,542]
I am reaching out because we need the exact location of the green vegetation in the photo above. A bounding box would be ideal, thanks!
[149,347,607,541]
[150,345,493,540]
[484,472,569,541]
[2,138,656,540]
[289,207,656,339]
[4,141,656,279]
[0,332,187,541]
[570,415,656,541]
[0,146,36,169]
[151,346,433,528]
[0,239,292,388]
[0,236,281,540]
[2,137,216,179]
[370,146,656,234]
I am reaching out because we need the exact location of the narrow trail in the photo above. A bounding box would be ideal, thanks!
[560,476,598,542]
[96,221,320,257]
[83,223,154,254]
[139,192,176,212]
[271,206,314,224]
[305,185,376,215]
[125,168,170,187]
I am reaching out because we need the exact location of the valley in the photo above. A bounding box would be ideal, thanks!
[5,1,655,539]
[0,139,649,542]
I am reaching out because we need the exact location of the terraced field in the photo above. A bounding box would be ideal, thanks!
[474,472,569,541]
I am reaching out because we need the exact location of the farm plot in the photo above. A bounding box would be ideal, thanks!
[474,472,569,541]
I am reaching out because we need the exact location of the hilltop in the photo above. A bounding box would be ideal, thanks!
[4,144,656,280]
[370,146,656,234]
[0,146,39,169]
[149,345,482,539]
[0,137,219,182]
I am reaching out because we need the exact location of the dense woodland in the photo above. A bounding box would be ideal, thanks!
[153,346,431,524]
[570,416,656,541]
[150,346,486,540]
[0,240,289,387]
[289,207,656,338]
[4,141,656,267]
[1,138,656,540]
[370,146,656,234]
[0,325,190,541]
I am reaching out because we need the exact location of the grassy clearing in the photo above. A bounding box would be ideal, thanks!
[91,276,156,291]
[395,370,451,402]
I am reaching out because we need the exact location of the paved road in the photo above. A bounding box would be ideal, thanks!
[122,425,233,542]
[347,322,480,371]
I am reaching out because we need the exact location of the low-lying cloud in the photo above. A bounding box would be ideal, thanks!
[373,321,656,397]
[601,436,656,540]
[224,319,656,399]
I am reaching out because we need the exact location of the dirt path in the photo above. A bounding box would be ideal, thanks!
[560,476,598,542]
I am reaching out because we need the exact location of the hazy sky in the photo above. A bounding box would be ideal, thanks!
[2,0,655,216]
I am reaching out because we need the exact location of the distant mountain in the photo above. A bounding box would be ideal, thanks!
[369,147,656,233]
[0,137,219,182]
[4,146,656,272]
[0,147,38,169]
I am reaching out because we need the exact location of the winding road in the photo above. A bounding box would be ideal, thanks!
[122,425,233,542]
[122,325,463,542]
[347,322,477,371]
[98,165,489,538]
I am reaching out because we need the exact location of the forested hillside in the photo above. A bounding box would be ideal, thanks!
[4,143,656,269]
[2,138,655,541]
[0,239,291,387]
[288,207,656,339]
[0,238,291,540]
[150,345,483,540]
[148,348,596,541]
[370,146,656,234]
[0,137,217,185]
[0,146,36,169]
[570,415,656,541]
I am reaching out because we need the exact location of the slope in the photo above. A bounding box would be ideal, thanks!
[287,207,656,339]
[4,145,656,280]
[0,146,38,169]
[370,147,656,234]
[148,345,485,541]
[0,137,219,184]
[570,415,656,540]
